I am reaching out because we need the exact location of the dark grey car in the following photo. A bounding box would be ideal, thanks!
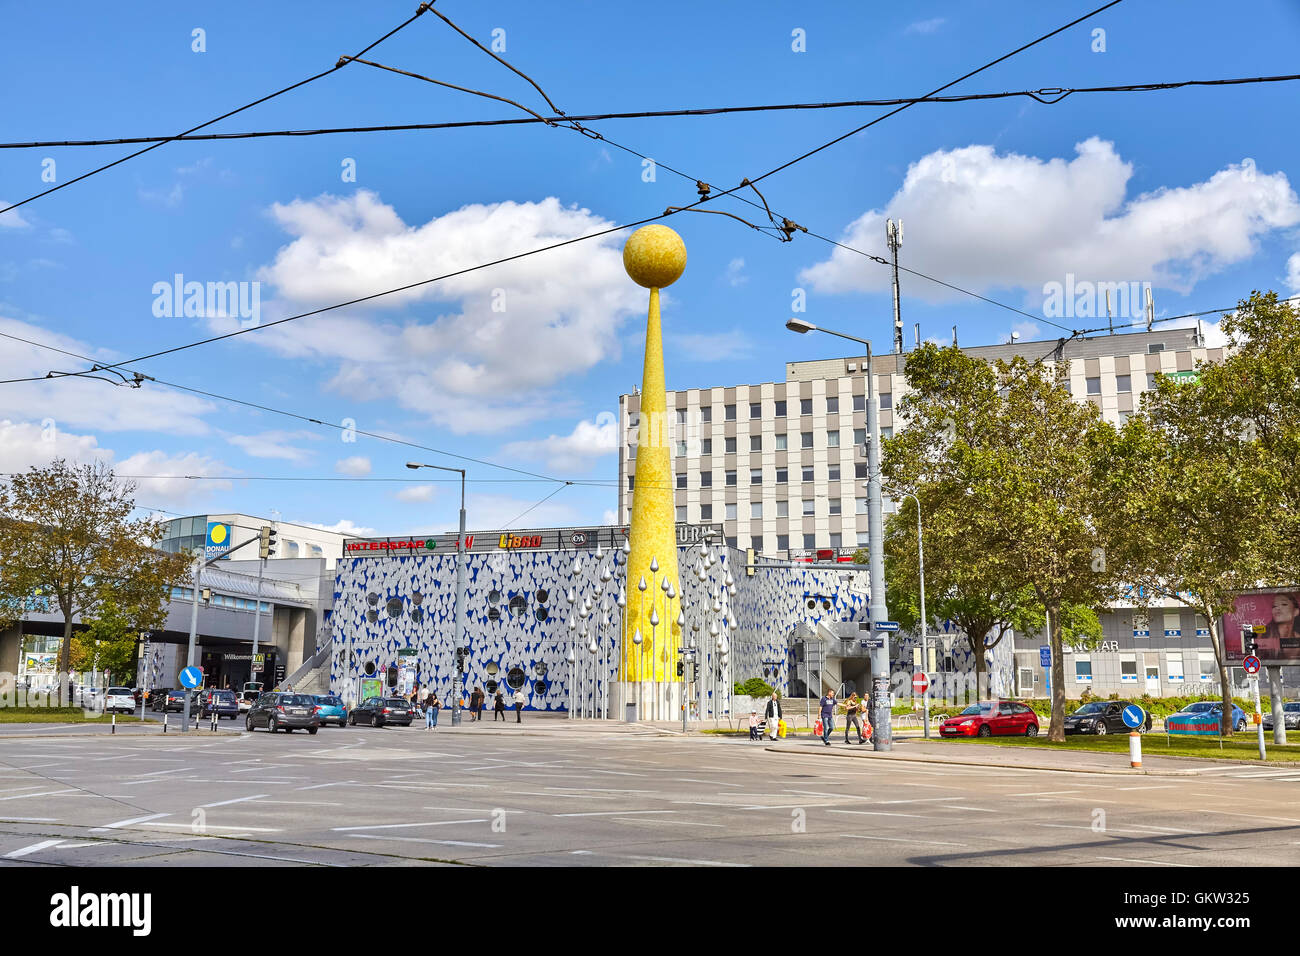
[246,692,320,734]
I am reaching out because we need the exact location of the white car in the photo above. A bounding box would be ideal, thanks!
[104,687,136,714]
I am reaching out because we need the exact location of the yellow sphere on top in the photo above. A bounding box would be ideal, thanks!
[623,225,687,289]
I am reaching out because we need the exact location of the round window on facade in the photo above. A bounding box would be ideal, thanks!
[366,609,379,623]
[535,589,549,604]
[487,607,501,622]
[533,681,546,696]
[534,662,548,678]
[534,606,549,623]
[806,599,816,610]
[485,662,499,677]
[386,598,404,618]
[488,589,502,605]
[411,591,423,606]
[822,599,831,611]
[485,679,499,694]
[410,607,424,624]
[509,595,528,617]
[367,592,380,606]
[364,661,377,676]
[506,666,526,690]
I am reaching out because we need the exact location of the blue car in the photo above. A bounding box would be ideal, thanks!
[312,694,348,728]
[1168,701,1249,734]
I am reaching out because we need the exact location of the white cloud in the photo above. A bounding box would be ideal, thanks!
[396,484,436,503]
[293,518,377,537]
[0,205,30,228]
[724,257,748,287]
[671,329,754,361]
[115,449,232,505]
[138,183,184,207]
[334,455,372,476]
[602,508,618,526]
[905,17,946,34]
[1002,320,1042,343]
[502,415,617,472]
[1287,252,1300,292]
[466,492,581,529]
[224,429,320,462]
[801,139,1300,304]
[227,191,643,434]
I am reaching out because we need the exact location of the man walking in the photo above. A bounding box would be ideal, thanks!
[513,687,526,723]
[843,691,865,744]
[819,689,837,746]
[764,692,782,740]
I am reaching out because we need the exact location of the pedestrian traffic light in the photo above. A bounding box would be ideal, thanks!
[1242,625,1257,655]
[677,661,684,677]
[259,525,277,559]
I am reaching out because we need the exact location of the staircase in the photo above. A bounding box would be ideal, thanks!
[283,639,332,696]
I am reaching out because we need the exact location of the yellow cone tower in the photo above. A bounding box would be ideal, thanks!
[621,225,686,702]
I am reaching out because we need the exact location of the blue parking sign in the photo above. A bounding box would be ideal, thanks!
[1039,645,1051,667]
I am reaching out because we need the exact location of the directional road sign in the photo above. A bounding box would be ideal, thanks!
[1242,655,1261,675]
[1122,704,1145,729]
[179,666,203,689]
[873,621,900,632]
[912,672,930,695]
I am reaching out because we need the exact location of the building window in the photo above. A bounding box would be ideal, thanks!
[826,396,839,413]
[801,432,813,449]
[700,504,712,521]
[750,402,761,419]
[777,534,789,551]
[725,503,737,521]
[827,430,840,447]
[775,433,787,451]
[628,443,637,459]
[829,498,842,515]
[750,435,762,452]
[676,409,687,425]
[828,464,840,481]
[676,441,687,456]
[1148,343,1165,354]
[701,438,712,455]
[1086,377,1101,395]
[726,536,738,547]
[751,502,763,519]
[700,471,712,487]
[857,531,870,547]
[1074,657,1093,683]
[725,437,737,454]
[676,473,687,489]
[1167,652,1185,682]
[676,506,687,522]
[801,465,814,482]
[853,395,865,412]
[1116,374,1131,393]
[829,533,842,549]
[855,463,868,479]
[878,392,892,410]
[802,499,815,516]
[881,427,893,439]
[776,500,789,518]
[800,398,812,415]
[628,476,635,491]
[751,468,762,485]
[725,470,736,486]
[803,533,816,549]
[725,404,736,421]
[1120,656,1138,682]
[1147,372,1159,390]
[854,428,866,446]
[775,400,787,417]
[856,497,868,514]
[752,535,764,553]
[776,467,788,483]
[1198,652,1215,681]
[701,406,712,423]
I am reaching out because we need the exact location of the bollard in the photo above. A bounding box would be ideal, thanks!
[111,714,116,735]
[163,713,168,734]
[210,709,218,733]
[1129,731,1142,769]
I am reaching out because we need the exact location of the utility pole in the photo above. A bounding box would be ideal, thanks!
[887,218,904,369]
[251,524,276,689]
[181,551,201,732]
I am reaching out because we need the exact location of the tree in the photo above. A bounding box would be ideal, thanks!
[69,599,141,685]
[882,344,1125,740]
[0,460,189,696]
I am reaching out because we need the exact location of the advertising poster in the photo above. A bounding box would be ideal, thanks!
[1223,590,1300,662]
[360,678,383,702]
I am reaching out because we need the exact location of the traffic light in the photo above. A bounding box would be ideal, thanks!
[258,525,277,559]
[1242,625,1257,656]
[677,661,684,677]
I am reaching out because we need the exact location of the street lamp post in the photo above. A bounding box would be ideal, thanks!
[786,317,892,751]
[406,461,467,727]
[899,491,929,738]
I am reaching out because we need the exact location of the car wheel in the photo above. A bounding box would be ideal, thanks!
[246,716,255,732]
[1236,719,1247,732]
[1095,723,1107,736]
[977,724,992,737]
[309,727,318,735]
[1025,723,1038,737]
[371,714,380,728]
[285,727,293,734]
[270,716,279,733]
[348,713,355,726]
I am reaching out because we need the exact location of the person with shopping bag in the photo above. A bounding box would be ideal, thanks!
[843,692,866,745]
[764,692,782,741]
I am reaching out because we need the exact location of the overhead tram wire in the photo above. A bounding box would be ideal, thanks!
[0,7,431,217]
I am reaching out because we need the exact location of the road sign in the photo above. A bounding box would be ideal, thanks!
[179,666,203,689]
[1243,655,1261,675]
[1039,645,1051,667]
[874,621,899,632]
[912,672,930,694]
[860,637,884,649]
[1122,704,1145,729]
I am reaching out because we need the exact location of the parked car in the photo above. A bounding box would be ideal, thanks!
[245,692,320,734]
[1168,701,1249,733]
[1263,702,1300,731]
[1064,700,1152,735]
[104,687,136,714]
[939,700,1039,738]
[237,690,259,713]
[348,696,413,728]
[197,688,240,720]
[312,694,348,728]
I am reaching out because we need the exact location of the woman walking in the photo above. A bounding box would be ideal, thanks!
[493,690,506,721]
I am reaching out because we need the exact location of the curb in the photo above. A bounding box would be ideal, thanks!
[762,744,1211,776]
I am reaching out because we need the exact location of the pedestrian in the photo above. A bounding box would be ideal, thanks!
[493,690,506,721]
[425,690,440,729]
[819,689,837,746]
[513,687,526,723]
[764,692,782,741]
[748,710,761,741]
[843,692,865,745]
[471,687,484,722]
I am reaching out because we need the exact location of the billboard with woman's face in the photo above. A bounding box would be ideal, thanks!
[1224,591,1300,662]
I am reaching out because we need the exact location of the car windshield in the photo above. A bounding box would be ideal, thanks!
[1185,702,1218,713]
[385,698,409,707]
[214,691,235,700]
[108,688,132,695]
[1286,703,1300,712]
[959,704,994,716]
[279,695,314,706]
[1073,702,1106,715]
[317,697,342,706]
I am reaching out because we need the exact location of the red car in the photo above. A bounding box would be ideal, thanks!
[940,700,1039,738]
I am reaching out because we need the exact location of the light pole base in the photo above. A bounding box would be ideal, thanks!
[610,680,684,723]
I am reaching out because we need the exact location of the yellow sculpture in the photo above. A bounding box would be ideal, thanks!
[622,225,686,687]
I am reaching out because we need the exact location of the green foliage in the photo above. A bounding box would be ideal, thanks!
[735,678,775,698]
[71,599,140,682]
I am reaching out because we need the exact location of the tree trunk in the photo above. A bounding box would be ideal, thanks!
[970,635,984,704]
[1047,602,1066,741]
[59,614,74,707]
[1209,616,1234,737]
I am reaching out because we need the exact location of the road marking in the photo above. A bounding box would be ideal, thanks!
[874,796,968,805]
[1096,856,1191,867]
[826,809,933,819]
[256,800,342,806]
[347,834,500,848]
[553,809,675,817]
[0,786,51,794]
[91,812,170,832]
[138,767,195,776]
[332,819,489,831]
[1111,785,1179,791]
[843,834,969,847]
[1037,823,1177,836]
[0,817,57,822]
[198,794,269,808]
[296,781,355,790]
[545,787,656,793]
[934,805,998,812]
[147,822,283,832]
[620,854,748,867]
[1007,790,1082,796]
[3,839,63,859]
[0,788,79,801]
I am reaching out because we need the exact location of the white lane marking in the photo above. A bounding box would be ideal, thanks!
[332,819,489,832]
[3,839,63,859]
[295,781,355,791]
[1007,790,1083,796]
[552,809,675,818]
[826,809,933,819]
[933,805,998,813]
[1112,785,1179,791]
[1230,769,1300,778]
[0,817,57,822]
[1125,825,1195,833]
[91,812,170,832]
[843,834,968,847]
[138,767,195,776]
[620,854,748,867]
[0,788,79,801]
[544,787,656,793]
[0,786,52,794]
[1096,856,1192,867]
[422,807,526,814]
[348,834,500,849]
[147,822,282,833]
[1037,823,1176,836]
[615,819,724,828]
[198,794,269,808]
[874,796,968,805]
[256,801,342,806]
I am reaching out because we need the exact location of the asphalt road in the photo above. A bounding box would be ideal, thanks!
[1,723,1299,867]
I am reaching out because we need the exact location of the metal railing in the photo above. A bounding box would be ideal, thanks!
[281,638,333,690]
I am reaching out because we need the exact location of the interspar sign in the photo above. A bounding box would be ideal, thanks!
[344,536,473,555]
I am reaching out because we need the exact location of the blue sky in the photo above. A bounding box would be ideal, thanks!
[2,0,1299,537]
